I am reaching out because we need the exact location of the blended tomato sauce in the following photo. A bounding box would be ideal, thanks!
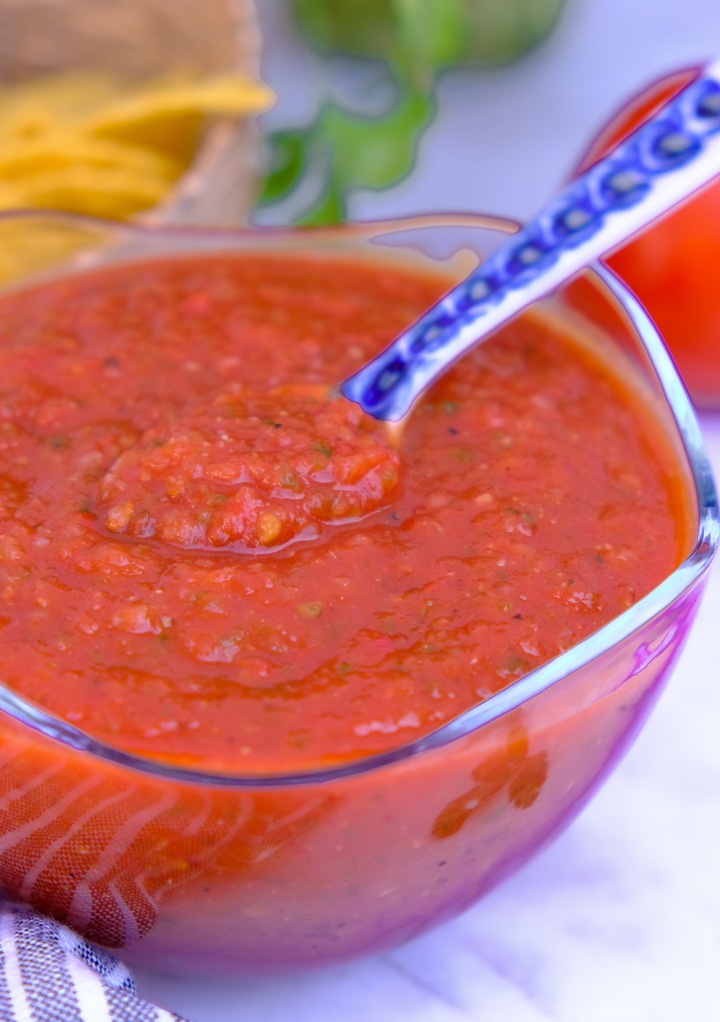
[0,252,692,773]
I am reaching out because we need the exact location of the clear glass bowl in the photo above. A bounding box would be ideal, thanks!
[0,210,716,977]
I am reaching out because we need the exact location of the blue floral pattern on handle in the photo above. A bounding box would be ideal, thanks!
[341,62,720,421]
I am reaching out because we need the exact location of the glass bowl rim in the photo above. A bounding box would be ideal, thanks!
[0,208,717,788]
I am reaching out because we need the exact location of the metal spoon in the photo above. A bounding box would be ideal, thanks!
[341,60,720,422]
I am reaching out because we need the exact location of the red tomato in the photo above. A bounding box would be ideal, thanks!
[577,66,720,407]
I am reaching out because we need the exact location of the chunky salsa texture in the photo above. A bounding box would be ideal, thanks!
[0,252,692,772]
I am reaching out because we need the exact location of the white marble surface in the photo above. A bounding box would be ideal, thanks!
[135,1,720,1018]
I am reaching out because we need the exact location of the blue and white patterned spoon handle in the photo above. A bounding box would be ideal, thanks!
[341,60,720,421]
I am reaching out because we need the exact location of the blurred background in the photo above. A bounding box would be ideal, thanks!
[254,0,720,224]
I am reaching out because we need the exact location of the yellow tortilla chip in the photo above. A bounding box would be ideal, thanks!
[84,75,274,158]
[0,134,183,181]
[0,74,120,141]
[11,166,171,219]
[0,218,102,288]
[0,69,271,224]
[0,182,23,209]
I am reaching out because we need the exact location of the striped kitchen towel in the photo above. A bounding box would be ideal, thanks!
[0,901,188,1022]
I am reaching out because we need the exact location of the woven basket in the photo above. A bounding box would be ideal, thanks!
[0,0,262,225]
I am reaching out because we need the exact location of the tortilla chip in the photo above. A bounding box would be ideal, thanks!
[0,69,272,217]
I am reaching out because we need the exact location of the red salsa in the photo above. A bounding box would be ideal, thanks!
[0,252,693,772]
